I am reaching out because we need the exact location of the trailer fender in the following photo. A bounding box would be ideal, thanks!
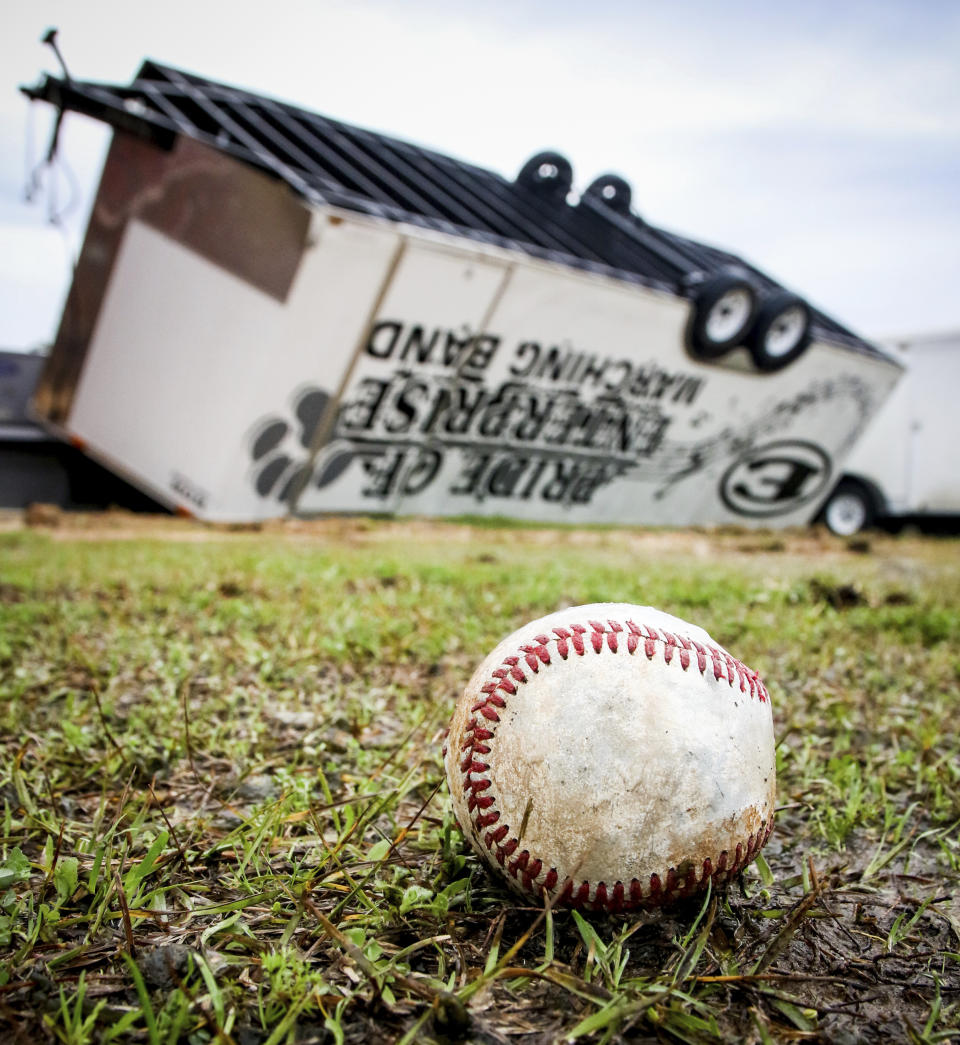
[582,173,633,215]
[515,151,573,201]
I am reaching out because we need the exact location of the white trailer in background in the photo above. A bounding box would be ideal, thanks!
[820,330,960,534]
[23,60,902,528]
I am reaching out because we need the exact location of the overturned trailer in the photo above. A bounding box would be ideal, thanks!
[23,61,901,525]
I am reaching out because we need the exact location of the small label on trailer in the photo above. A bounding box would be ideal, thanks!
[170,471,209,510]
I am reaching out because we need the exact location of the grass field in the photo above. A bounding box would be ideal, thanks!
[1,513,958,1044]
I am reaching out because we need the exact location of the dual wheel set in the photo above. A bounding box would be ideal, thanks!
[685,272,813,373]
[515,151,814,376]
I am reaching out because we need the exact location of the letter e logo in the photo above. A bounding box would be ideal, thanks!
[720,440,832,518]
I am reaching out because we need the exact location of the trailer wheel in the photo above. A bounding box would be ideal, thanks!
[747,291,812,371]
[516,151,573,201]
[822,479,875,536]
[686,273,758,359]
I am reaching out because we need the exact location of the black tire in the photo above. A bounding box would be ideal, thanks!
[583,173,633,215]
[821,479,875,536]
[686,272,758,360]
[747,291,812,372]
[515,151,573,201]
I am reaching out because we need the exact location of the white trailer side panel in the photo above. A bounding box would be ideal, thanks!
[284,230,899,527]
[840,333,960,515]
[901,337,960,512]
[69,221,282,515]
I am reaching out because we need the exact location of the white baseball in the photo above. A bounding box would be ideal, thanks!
[445,603,776,911]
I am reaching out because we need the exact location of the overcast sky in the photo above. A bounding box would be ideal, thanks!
[2,0,958,350]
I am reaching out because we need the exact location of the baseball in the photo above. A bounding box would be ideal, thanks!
[444,603,776,911]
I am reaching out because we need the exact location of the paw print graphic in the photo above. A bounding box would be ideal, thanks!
[249,386,354,503]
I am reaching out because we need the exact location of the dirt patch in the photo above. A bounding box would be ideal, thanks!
[3,506,935,563]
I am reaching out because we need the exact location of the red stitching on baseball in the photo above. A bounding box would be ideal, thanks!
[458,616,773,912]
